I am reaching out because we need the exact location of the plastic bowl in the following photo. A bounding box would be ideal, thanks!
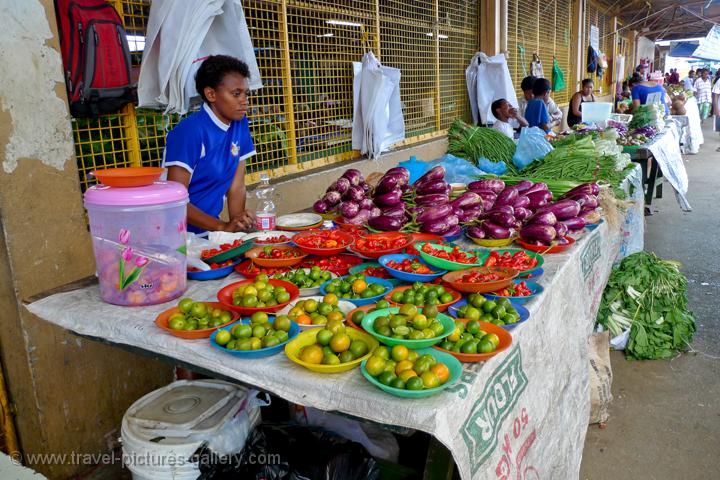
[361,348,462,398]
[276,213,324,230]
[245,245,307,268]
[348,262,402,287]
[447,298,529,330]
[285,328,379,373]
[482,280,544,304]
[233,260,294,279]
[519,267,544,279]
[433,321,512,362]
[210,317,300,358]
[441,267,518,294]
[384,285,462,312]
[443,231,464,242]
[467,236,516,247]
[301,254,364,277]
[404,234,445,256]
[292,230,355,256]
[319,276,394,307]
[345,305,377,331]
[516,236,576,254]
[90,166,165,187]
[484,248,545,274]
[416,242,486,271]
[360,308,455,349]
[203,241,254,264]
[378,254,448,283]
[245,231,296,247]
[217,279,300,314]
[349,232,414,259]
[276,295,356,329]
[266,268,338,297]
[155,302,240,339]
[187,259,242,281]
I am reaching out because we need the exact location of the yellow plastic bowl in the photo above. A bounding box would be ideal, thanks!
[469,236,515,247]
[285,328,379,373]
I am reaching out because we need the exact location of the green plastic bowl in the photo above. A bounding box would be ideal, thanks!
[360,307,454,349]
[416,242,487,271]
[349,262,403,287]
[360,348,462,398]
[203,241,254,264]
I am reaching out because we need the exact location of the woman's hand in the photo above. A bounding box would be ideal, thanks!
[221,211,255,232]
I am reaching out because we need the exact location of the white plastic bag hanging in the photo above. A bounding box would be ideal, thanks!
[465,53,481,124]
[471,52,518,125]
[352,52,405,159]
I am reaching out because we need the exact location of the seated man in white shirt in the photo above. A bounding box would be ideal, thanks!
[491,98,528,139]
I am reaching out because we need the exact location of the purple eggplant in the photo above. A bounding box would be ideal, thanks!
[451,191,482,210]
[514,207,532,221]
[342,168,363,186]
[468,179,505,193]
[575,194,599,210]
[526,191,553,209]
[342,209,371,225]
[488,211,517,228]
[419,215,457,235]
[375,174,404,194]
[444,225,463,238]
[374,188,403,207]
[369,215,404,231]
[322,191,342,207]
[520,224,557,245]
[495,187,519,206]
[564,193,592,208]
[313,199,331,214]
[400,183,411,193]
[335,177,351,194]
[414,165,445,186]
[369,207,381,218]
[415,180,449,195]
[417,204,453,224]
[407,206,425,216]
[488,205,514,216]
[466,225,486,239]
[512,195,530,209]
[382,205,407,219]
[326,181,338,193]
[557,236,570,245]
[458,207,484,222]
[452,207,463,217]
[483,221,513,239]
[524,182,549,195]
[514,180,534,193]
[561,183,599,199]
[339,201,360,218]
[527,210,557,226]
[555,222,568,237]
[480,198,496,211]
[360,182,370,192]
[359,198,375,210]
[415,193,450,206]
[386,167,410,180]
[560,217,586,232]
[538,199,581,221]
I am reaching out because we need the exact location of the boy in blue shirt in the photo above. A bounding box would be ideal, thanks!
[164,55,257,235]
[523,78,552,132]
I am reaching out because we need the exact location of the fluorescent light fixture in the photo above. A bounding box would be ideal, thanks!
[126,34,145,52]
[655,36,704,47]
[317,33,334,38]
[326,20,363,27]
[425,32,448,39]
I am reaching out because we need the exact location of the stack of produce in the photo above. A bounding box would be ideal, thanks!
[596,252,696,360]
[627,104,664,133]
[447,119,517,173]
[313,169,376,223]
[368,167,412,231]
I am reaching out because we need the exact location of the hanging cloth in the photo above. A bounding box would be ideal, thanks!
[518,44,528,77]
[138,0,262,114]
[587,46,599,75]
[552,58,566,92]
[531,53,544,78]
[464,52,518,125]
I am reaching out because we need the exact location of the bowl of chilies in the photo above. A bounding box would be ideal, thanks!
[482,280,543,304]
[417,242,485,271]
[442,267,518,294]
[482,249,544,278]
[348,232,414,259]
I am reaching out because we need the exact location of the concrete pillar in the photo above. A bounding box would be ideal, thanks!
[0,1,173,478]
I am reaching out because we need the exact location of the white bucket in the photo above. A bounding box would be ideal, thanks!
[582,102,613,124]
[121,380,265,480]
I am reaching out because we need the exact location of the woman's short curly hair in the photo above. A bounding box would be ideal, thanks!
[195,55,250,102]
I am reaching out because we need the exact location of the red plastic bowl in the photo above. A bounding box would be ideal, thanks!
[292,230,355,256]
[301,254,363,276]
[217,279,300,315]
[516,236,576,254]
[349,232,414,259]
[234,261,294,279]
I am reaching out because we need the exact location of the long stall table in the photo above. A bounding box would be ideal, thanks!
[26,218,632,479]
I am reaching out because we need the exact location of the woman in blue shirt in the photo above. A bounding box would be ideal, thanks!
[163,55,257,235]
[628,73,669,116]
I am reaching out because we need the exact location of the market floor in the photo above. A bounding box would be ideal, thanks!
[580,123,720,479]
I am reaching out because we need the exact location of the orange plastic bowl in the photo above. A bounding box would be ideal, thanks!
[384,285,462,312]
[349,232,414,259]
[292,230,355,256]
[91,167,165,187]
[441,267,519,294]
[245,245,307,268]
[516,236,576,254]
[345,305,377,331]
[433,320,512,363]
[154,302,239,339]
[217,279,300,315]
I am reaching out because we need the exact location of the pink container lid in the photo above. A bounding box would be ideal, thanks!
[84,181,188,207]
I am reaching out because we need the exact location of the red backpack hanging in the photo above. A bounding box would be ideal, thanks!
[54,0,135,117]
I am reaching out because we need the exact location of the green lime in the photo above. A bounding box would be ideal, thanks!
[390,378,406,390]
[478,339,495,353]
[378,371,397,385]
[406,377,424,390]
[461,341,478,354]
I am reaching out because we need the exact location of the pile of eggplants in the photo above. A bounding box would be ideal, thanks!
[367,167,412,231]
[313,168,377,225]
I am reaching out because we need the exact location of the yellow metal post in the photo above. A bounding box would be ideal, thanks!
[279,0,298,166]
[434,0,441,130]
[374,0,381,57]
[0,365,19,456]
[121,104,143,167]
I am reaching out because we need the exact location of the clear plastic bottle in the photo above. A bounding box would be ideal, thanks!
[254,173,276,231]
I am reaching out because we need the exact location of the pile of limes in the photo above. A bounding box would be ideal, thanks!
[365,345,450,391]
[231,275,292,308]
[169,299,233,331]
[389,282,455,307]
[372,304,445,340]
[439,319,501,354]
[214,312,292,351]
[287,294,343,326]
[323,274,387,299]
[455,294,521,326]
[272,266,333,289]
[297,321,370,365]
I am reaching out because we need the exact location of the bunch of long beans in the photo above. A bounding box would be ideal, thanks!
[448,119,517,173]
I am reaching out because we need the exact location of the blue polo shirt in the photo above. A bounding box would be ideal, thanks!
[524,99,550,131]
[163,103,255,234]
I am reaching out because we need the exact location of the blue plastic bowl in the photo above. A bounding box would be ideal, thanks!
[187,259,241,281]
[584,219,604,231]
[447,298,530,330]
[443,231,463,242]
[378,254,447,283]
[319,276,395,306]
[518,267,544,279]
[482,280,543,304]
[348,262,403,287]
[210,317,299,358]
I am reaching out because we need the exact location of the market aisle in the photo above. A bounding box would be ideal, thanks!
[580,123,720,479]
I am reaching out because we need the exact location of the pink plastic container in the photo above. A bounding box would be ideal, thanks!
[84,181,189,306]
